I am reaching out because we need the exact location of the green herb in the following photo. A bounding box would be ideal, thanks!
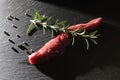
[26,10,100,49]
[26,23,33,35]
[70,29,99,49]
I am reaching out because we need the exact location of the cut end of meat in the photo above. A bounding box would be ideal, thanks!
[28,50,50,65]
[28,52,43,65]
[28,55,36,65]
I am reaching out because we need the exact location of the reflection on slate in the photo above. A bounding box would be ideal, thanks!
[0,0,120,80]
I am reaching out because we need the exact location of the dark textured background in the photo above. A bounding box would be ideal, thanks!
[0,0,120,80]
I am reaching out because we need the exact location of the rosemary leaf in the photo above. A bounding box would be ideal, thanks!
[85,39,89,50]
[71,33,75,46]
[58,20,67,26]
[51,29,54,37]
[89,30,98,35]
[95,34,100,38]
[41,15,48,22]
[34,23,39,30]
[26,23,33,35]
[46,16,52,22]
[77,29,86,35]
[34,9,41,20]
[54,20,67,27]
[55,19,59,25]
[91,39,97,45]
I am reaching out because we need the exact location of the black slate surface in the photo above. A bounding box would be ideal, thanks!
[0,0,120,80]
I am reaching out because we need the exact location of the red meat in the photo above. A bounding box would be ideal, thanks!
[28,17,102,64]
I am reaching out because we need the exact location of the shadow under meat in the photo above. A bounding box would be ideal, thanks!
[35,23,120,80]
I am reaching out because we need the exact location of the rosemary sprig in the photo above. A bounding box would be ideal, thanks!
[26,10,100,49]
[70,29,99,49]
